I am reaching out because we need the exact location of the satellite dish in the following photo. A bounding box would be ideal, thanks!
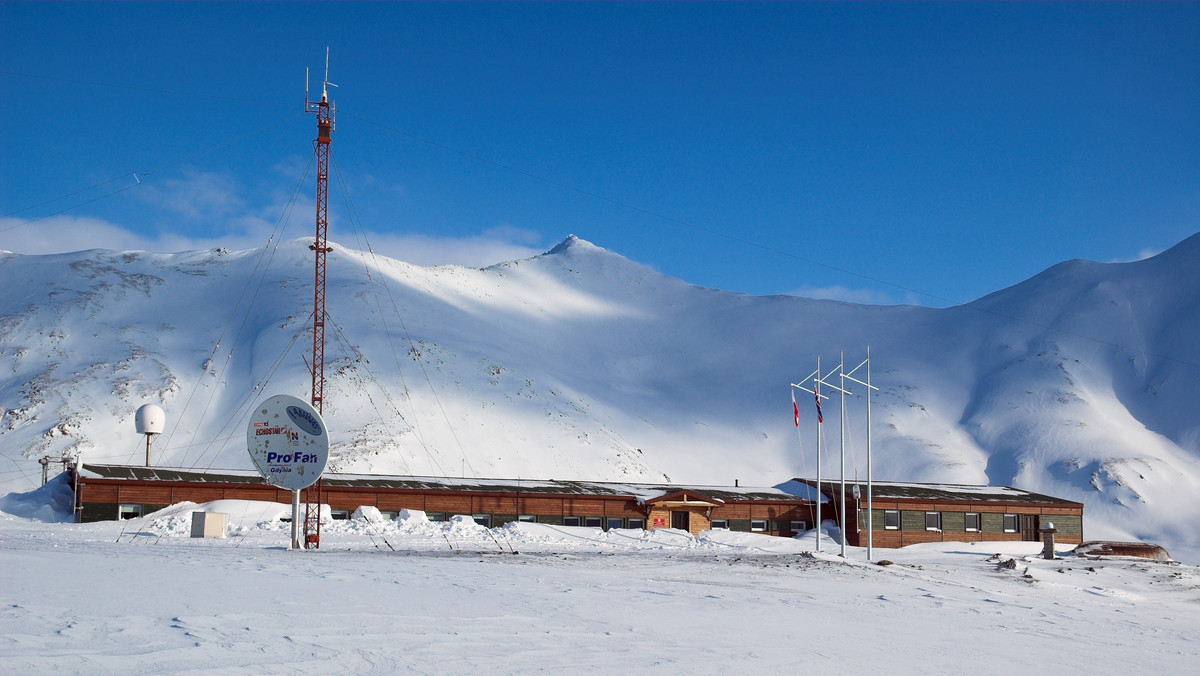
[135,404,165,435]
[852,484,861,500]
[246,394,329,491]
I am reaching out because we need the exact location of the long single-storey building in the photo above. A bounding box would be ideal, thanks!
[794,479,1085,547]
[68,464,1084,547]
[69,464,818,538]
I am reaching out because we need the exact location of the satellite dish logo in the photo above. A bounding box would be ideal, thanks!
[286,406,323,436]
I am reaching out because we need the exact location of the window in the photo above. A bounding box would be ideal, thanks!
[518,514,538,523]
[472,514,492,528]
[964,513,980,532]
[426,512,447,522]
[606,517,624,531]
[884,510,900,530]
[379,510,399,521]
[750,519,767,532]
[584,516,603,528]
[925,512,942,531]
[627,518,646,530]
[330,509,351,521]
[563,516,581,527]
[710,519,729,530]
[790,520,807,533]
[1003,514,1019,533]
[118,503,142,520]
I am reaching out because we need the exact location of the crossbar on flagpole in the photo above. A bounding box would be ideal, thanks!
[789,369,820,394]
[844,358,879,392]
[842,373,878,391]
[814,376,851,396]
[791,382,831,400]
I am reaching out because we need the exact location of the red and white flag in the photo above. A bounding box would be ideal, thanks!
[792,391,800,427]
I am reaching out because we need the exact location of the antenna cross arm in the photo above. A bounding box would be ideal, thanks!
[791,382,830,400]
[842,374,879,391]
[814,376,851,396]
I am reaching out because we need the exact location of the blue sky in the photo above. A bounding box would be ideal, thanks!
[2,2,1197,306]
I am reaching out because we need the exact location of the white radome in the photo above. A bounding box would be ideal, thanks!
[134,404,165,435]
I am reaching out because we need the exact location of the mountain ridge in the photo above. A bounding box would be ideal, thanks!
[2,232,1198,557]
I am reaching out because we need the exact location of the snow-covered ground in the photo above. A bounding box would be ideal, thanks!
[3,497,1197,674]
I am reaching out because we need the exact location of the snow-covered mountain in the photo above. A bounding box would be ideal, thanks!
[3,233,1199,555]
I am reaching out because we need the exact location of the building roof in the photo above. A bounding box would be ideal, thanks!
[786,478,1082,506]
[76,464,812,504]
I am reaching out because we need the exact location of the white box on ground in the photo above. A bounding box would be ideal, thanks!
[190,512,228,538]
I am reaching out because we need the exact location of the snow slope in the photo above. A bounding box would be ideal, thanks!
[2,233,1199,559]
[1,502,1197,673]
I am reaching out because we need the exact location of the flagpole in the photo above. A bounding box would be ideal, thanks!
[866,346,873,561]
[815,356,822,553]
[845,352,879,562]
[839,351,847,559]
[793,361,830,553]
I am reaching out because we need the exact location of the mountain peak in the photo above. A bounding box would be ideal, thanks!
[546,234,591,255]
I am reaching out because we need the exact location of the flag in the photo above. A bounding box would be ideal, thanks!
[792,391,800,427]
[815,389,823,424]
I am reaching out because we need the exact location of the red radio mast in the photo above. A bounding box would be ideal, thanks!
[302,49,335,549]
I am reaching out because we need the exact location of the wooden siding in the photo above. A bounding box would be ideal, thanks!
[1050,514,1083,536]
[717,504,752,519]
[941,511,965,532]
[857,505,1083,547]
[981,512,1006,533]
[75,472,1079,547]
[900,510,927,531]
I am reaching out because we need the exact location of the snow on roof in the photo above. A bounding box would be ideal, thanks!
[77,464,811,503]
[789,478,1081,505]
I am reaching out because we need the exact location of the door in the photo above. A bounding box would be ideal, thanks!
[1021,515,1039,541]
[671,511,689,531]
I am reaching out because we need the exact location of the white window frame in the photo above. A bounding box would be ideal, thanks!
[790,520,807,533]
[884,510,900,530]
[118,503,143,520]
[330,508,351,521]
[605,517,625,531]
[925,511,942,532]
[472,514,492,528]
[1003,514,1019,533]
[627,518,646,530]
[964,512,980,532]
[710,518,729,530]
[750,519,767,532]
[562,515,581,527]
[584,516,603,528]
[518,514,538,523]
[426,512,447,522]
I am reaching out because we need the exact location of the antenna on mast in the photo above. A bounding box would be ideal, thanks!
[301,48,336,550]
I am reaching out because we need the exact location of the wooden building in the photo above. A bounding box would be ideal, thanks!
[70,464,817,538]
[793,479,1085,547]
[69,465,1084,547]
